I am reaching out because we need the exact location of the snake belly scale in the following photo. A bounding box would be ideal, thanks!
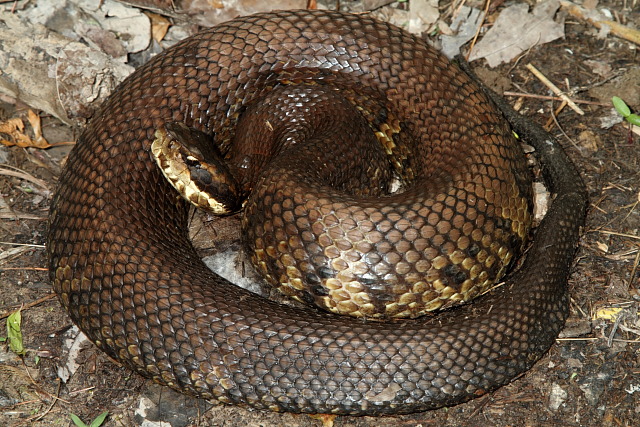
[48,10,587,415]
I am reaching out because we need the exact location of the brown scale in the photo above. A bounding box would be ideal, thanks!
[48,10,587,415]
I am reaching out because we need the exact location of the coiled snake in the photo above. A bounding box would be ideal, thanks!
[48,10,587,415]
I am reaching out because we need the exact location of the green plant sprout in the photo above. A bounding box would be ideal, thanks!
[70,411,109,427]
[612,96,639,144]
[612,96,640,125]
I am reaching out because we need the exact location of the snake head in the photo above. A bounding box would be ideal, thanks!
[151,121,244,215]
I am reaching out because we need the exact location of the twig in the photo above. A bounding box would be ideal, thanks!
[525,64,585,115]
[560,0,640,46]
[1,212,47,220]
[545,99,567,130]
[503,91,608,106]
[595,229,640,240]
[629,248,640,290]
[547,101,582,151]
[465,0,491,61]
[0,293,56,320]
[20,377,67,425]
[68,386,97,395]
[0,241,47,248]
[0,246,36,263]
[0,166,50,193]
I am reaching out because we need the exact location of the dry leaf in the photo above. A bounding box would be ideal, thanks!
[593,306,624,321]
[26,109,51,148]
[0,110,74,149]
[469,0,565,67]
[596,241,609,253]
[0,117,33,147]
[146,11,171,43]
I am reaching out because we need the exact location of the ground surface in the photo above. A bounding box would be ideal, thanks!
[1,1,639,426]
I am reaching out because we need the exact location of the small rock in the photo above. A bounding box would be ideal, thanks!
[549,383,567,411]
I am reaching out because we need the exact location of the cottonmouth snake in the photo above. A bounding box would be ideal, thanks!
[47,10,587,415]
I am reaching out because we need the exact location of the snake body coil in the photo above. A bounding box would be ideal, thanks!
[48,10,587,415]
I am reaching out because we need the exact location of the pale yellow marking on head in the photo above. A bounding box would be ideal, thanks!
[151,128,232,215]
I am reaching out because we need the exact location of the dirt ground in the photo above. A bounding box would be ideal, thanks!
[1,1,639,426]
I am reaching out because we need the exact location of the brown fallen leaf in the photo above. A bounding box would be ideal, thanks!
[0,117,32,147]
[146,11,171,43]
[26,109,49,148]
[0,110,74,149]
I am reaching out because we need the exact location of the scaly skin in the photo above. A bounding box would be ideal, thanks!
[48,10,587,415]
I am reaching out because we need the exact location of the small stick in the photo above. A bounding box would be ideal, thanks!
[628,249,640,291]
[0,166,50,193]
[525,63,585,115]
[596,229,640,240]
[561,0,640,46]
[503,91,608,106]
[545,99,568,130]
[0,294,57,320]
[547,102,582,152]
[465,0,491,61]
